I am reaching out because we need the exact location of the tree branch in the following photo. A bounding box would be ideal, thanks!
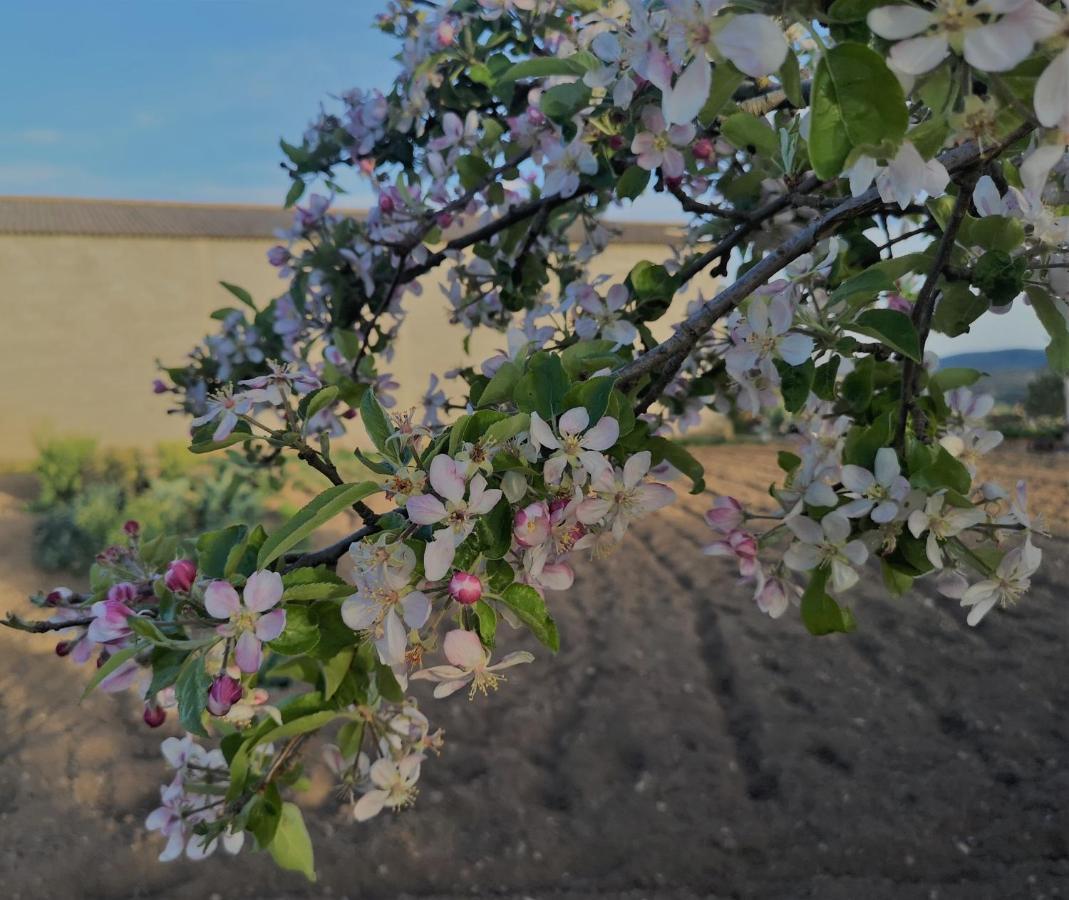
[615,126,1032,393]
[893,169,980,451]
[282,524,381,571]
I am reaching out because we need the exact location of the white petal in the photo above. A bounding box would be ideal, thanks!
[529,412,559,450]
[867,5,935,39]
[423,531,456,581]
[841,464,875,494]
[822,512,852,543]
[580,416,620,451]
[963,19,1035,72]
[786,515,823,544]
[429,454,465,503]
[874,447,901,485]
[890,34,949,75]
[558,406,589,436]
[662,57,710,126]
[714,15,787,78]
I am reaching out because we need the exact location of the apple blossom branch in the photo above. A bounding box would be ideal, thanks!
[615,124,1034,395]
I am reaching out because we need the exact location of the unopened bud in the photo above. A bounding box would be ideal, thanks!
[123,520,140,538]
[143,704,167,728]
[164,559,197,593]
[448,571,483,606]
[55,640,72,657]
[692,137,714,161]
[207,674,244,717]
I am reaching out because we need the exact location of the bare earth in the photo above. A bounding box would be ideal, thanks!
[0,444,1066,900]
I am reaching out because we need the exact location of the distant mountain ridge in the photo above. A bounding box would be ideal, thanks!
[938,348,1047,373]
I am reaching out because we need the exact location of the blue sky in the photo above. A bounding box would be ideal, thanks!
[1,0,1046,352]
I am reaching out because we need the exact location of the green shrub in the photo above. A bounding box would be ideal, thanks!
[32,435,98,508]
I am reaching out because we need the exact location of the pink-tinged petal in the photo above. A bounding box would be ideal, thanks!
[713,14,787,77]
[663,56,710,126]
[243,570,283,612]
[528,412,560,450]
[889,34,948,75]
[558,406,589,436]
[204,581,241,619]
[538,562,574,591]
[432,679,472,699]
[159,831,186,862]
[866,5,934,39]
[622,450,651,489]
[635,482,676,514]
[644,48,674,92]
[661,146,685,179]
[442,628,486,669]
[411,664,468,682]
[353,789,388,822]
[429,454,465,503]
[584,452,614,489]
[580,416,619,451]
[406,493,448,525]
[778,332,814,366]
[423,531,456,581]
[748,299,770,334]
[255,608,287,642]
[402,590,431,628]
[577,497,612,524]
[99,658,142,693]
[543,454,568,484]
[468,483,502,516]
[234,631,263,673]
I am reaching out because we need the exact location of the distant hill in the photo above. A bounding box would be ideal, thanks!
[937,349,1049,406]
[938,349,1047,373]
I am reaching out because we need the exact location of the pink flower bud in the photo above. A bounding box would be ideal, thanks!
[164,559,197,593]
[207,674,244,717]
[359,158,376,175]
[692,137,714,160]
[106,582,138,604]
[267,245,290,267]
[123,520,140,538]
[152,378,168,394]
[664,175,682,190]
[449,572,483,606]
[55,640,72,657]
[608,134,626,151]
[143,704,167,728]
[437,212,454,229]
[704,497,744,534]
[46,587,73,606]
[378,193,395,214]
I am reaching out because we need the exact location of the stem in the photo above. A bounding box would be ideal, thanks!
[893,169,979,453]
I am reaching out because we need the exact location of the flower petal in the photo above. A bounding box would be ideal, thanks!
[243,570,283,612]
[234,631,263,673]
[204,581,241,620]
[255,608,287,642]
[442,628,485,669]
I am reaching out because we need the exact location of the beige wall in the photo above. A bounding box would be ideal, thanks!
[0,232,712,463]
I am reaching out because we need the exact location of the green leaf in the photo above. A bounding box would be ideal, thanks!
[253,709,343,750]
[972,249,1026,305]
[483,412,530,445]
[813,356,841,400]
[699,62,744,126]
[301,385,339,422]
[931,282,987,337]
[284,179,305,208]
[478,361,521,408]
[617,164,651,201]
[514,353,569,419]
[910,445,972,494]
[197,525,248,579]
[175,654,211,737]
[81,641,145,700]
[809,43,908,179]
[841,356,874,411]
[497,56,587,83]
[930,367,983,392]
[456,154,492,191]
[269,604,320,656]
[540,82,591,124]
[830,268,896,308]
[257,481,380,568]
[499,584,559,652]
[268,802,316,883]
[564,376,616,425]
[721,112,780,157]
[322,648,355,701]
[360,391,393,456]
[474,600,498,649]
[189,420,254,454]
[780,48,804,108]
[825,0,884,22]
[801,568,857,636]
[485,558,515,593]
[1028,288,1069,374]
[219,281,256,310]
[475,498,513,560]
[774,359,815,413]
[844,309,922,362]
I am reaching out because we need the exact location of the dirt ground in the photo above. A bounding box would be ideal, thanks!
[0,444,1066,900]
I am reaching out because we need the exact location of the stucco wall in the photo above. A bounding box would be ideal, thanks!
[0,232,712,463]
